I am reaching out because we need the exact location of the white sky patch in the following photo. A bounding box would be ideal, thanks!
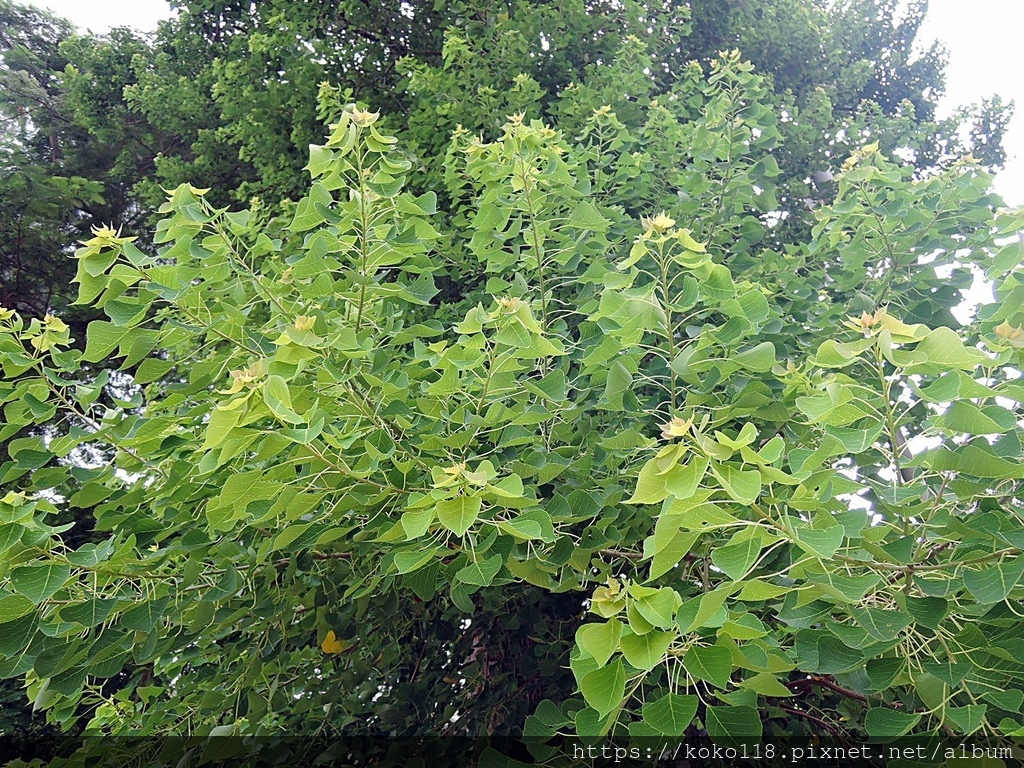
[40,0,173,33]
[917,0,1024,204]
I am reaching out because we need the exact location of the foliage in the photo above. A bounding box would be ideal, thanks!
[0,2,165,325]
[1,0,1012,323]
[2,29,1024,763]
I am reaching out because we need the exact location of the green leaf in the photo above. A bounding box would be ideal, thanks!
[720,614,769,640]
[709,463,761,504]
[497,510,555,542]
[579,659,626,719]
[807,570,880,602]
[910,327,987,371]
[401,507,434,539]
[922,660,971,686]
[393,549,441,574]
[0,612,37,654]
[576,619,622,668]
[945,705,986,734]
[982,689,1023,713]
[671,502,738,530]
[604,361,632,410]
[648,529,700,581]
[849,606,911,641]
[796,631,864,674]
[867,658,904,690]
[0,523,24,554]
[734,342,776,372]
[917,444,1024,479]
[59,598,118,628]
[204,406,242,449]
[263,375,304,424]
[0,594,35,622]
[574,706,612,738]
[455,554,503,586]
[679,585,733,632]
[626,454,691,505]
[813,338,871,368]
[641,693,698,737]
[864,707,920,740]
[436,494,482,536]
[793,525,844,559]
[739,672,794,697]
[935,401,1014,435]
[632,588,679,629]
[676,229,706,252]
[666,457,709,499]
[684,644,732,688]
[824,422,884,453]
[711,536,764,580]
[10,562,71,604]
[619,629,674,671]
[568,200,610,232]
[82,321,131,362]
[120,597,168,633]
[736,580,790,601]
[696,262,735,301]
[905,596,947,629]
[962,556,1024,604]
[705,705,762,746]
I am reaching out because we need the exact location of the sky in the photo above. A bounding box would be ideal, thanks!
[917,0,1024,204]
[34,0,1024,205]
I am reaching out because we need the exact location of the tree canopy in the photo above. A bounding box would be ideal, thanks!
[1,1,1023,766]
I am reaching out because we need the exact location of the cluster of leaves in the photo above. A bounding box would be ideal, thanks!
[1,0,1014,323]
[1,31,1024,764]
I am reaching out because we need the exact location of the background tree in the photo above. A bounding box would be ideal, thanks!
[2,0,1012,314]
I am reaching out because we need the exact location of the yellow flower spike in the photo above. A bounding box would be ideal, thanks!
[43,314,68,332]
[496,296,523,314]
[220,360,267,394]
[843,310,880,334]
[443,462,467,477]
[464,135,486,156]
[91,224,119,240]
[660,416,693,440]
[85,223,137,248]
[432,461,467,489]
[995,321,1024,348]
[643,211,676,234]
[350,108,379,127]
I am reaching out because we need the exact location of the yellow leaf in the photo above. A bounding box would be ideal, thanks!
[321,630,345,654]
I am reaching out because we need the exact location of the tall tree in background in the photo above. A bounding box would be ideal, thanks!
[0,2,167,326]
[1,0,1012,299]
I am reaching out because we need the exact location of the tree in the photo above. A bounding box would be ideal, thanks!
[2,19,1024,761]
[0,1,169,326]
[2,0,1011,320]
